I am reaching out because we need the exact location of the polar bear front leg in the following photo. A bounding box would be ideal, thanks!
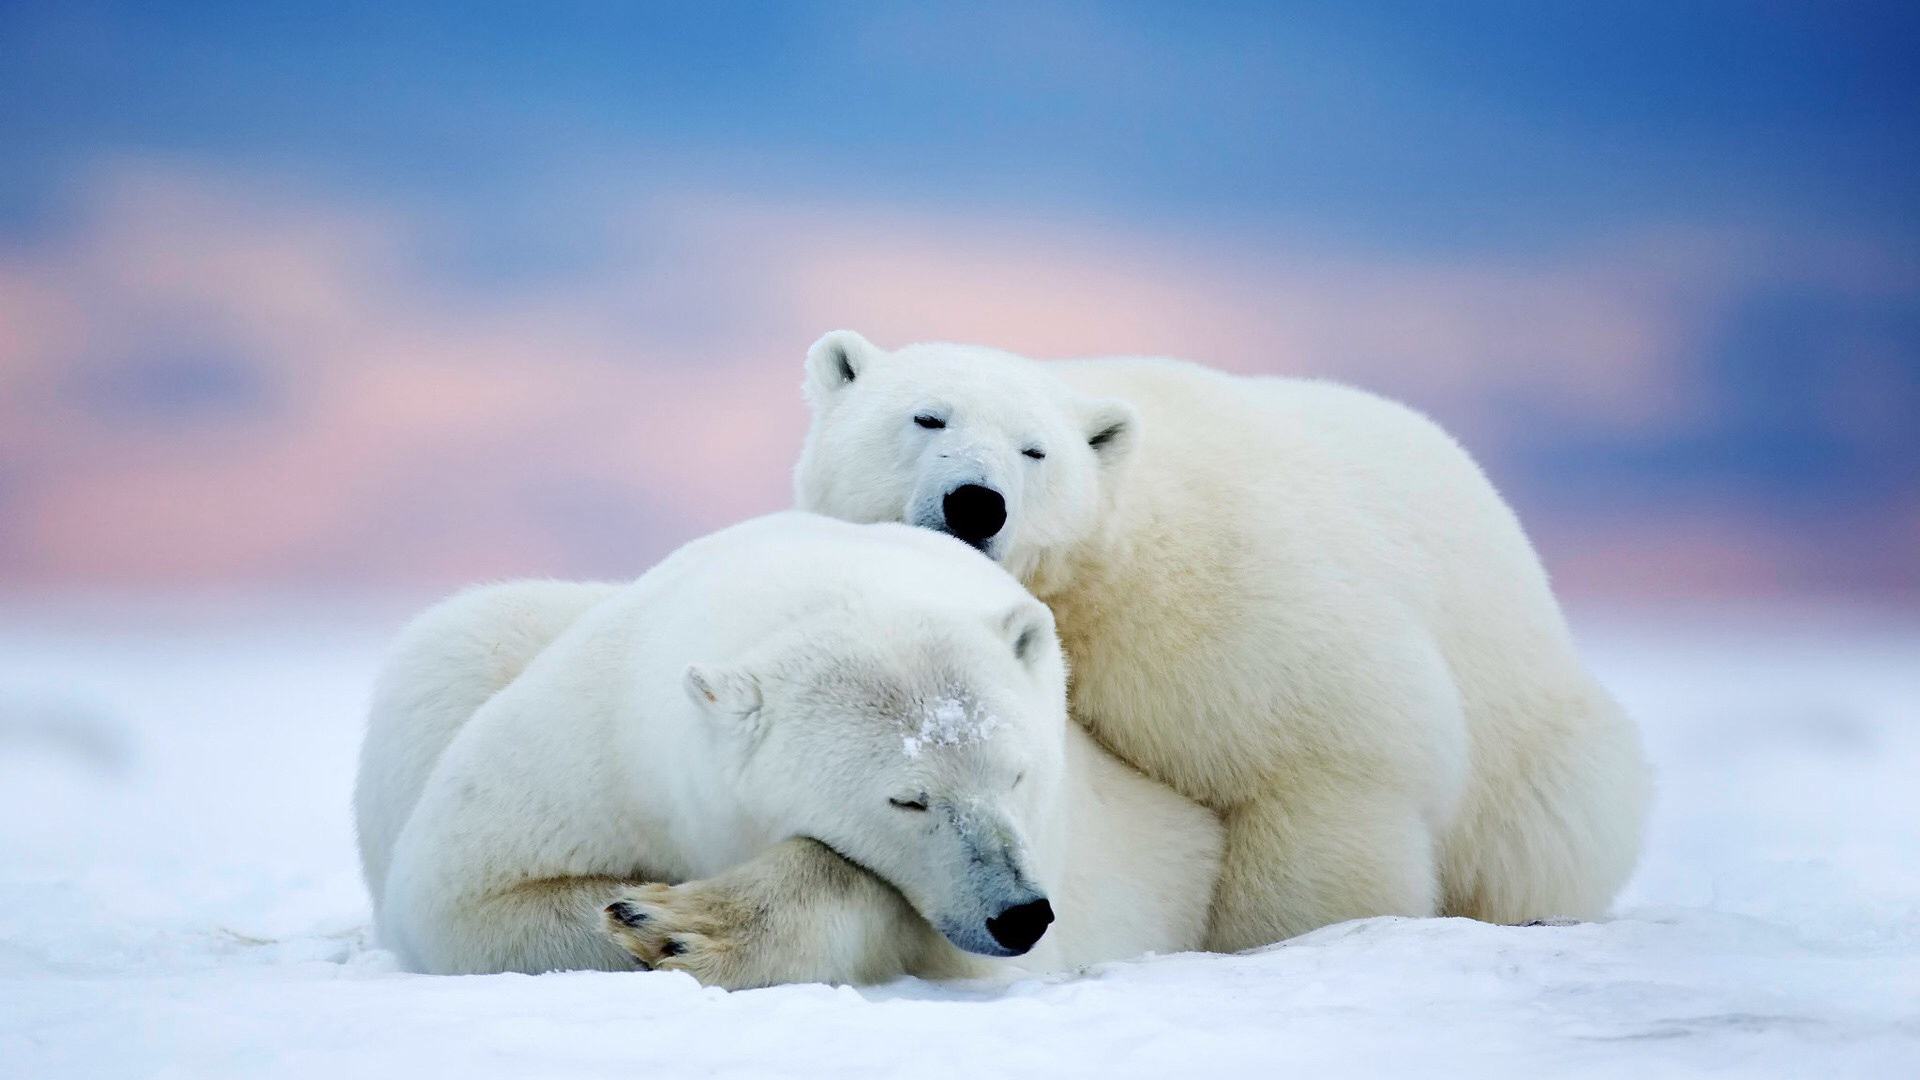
[602,837,956,989]
[1205,783,1441,952]
[1201,626,1467,951]
[394,872,650,974]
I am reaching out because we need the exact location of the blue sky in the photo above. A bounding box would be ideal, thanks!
[1,2,1915,594]
[7,2,1916,247]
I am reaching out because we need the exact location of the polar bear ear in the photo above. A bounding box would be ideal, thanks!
[805,330,884,402]
[999,602,1056,668]
[684,663,764,730]
[1082,397,1139,465]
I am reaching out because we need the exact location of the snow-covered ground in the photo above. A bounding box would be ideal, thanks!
[2,599,1916,1078]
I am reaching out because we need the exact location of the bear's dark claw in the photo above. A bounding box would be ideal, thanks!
[606,901,648,927]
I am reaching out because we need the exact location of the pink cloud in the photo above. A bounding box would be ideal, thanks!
[0,158,1907,599]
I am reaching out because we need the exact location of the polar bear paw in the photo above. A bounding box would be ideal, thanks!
[603,881,757,986]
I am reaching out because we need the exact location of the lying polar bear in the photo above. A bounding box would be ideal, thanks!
[354,512,1222,986]
[794,331,1650,950]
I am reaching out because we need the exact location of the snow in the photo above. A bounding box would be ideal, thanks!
[2,600,1916,1078]
[902,695,1000,759]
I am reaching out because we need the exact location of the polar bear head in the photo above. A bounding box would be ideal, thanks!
[684,593,1069,958]
[794,331,1137,593]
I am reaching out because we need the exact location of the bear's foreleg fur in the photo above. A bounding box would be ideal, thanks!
[604,838,972,988]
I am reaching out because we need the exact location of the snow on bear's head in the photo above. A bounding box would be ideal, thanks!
[794,331,1137,591]
[683,593,1069,959]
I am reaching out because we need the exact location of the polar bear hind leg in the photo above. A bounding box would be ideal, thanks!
[1440,685,1649,925]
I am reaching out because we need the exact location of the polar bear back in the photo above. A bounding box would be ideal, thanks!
[1050,355,1603,755]
[1053,358,1565,641]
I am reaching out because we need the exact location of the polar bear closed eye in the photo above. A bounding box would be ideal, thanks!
[355,512,1220,985]
[794,331,1650,951]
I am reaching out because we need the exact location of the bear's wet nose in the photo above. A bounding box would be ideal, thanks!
[985,897,1053,954]
[942,484,1007,549]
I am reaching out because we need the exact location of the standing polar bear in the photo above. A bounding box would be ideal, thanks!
[355,512,1220,986]
[795,331,1650,951]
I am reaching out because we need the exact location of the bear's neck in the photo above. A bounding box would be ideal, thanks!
[1020,480,1142,608]
[1020,457,1220,658]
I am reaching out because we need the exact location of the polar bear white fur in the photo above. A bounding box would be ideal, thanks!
[354,512,1221,986]
[793,332,1651,951]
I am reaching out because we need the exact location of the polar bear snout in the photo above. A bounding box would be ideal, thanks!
[939,483,1008,551]
[913,808,1056,958]
[985,897,1054,954]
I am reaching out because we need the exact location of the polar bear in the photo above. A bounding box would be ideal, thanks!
[793,332,1651,951]
[354,512,1221,986]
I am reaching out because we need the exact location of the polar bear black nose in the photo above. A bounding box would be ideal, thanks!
[985,897,1053,954]
[942,484,1007,549]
